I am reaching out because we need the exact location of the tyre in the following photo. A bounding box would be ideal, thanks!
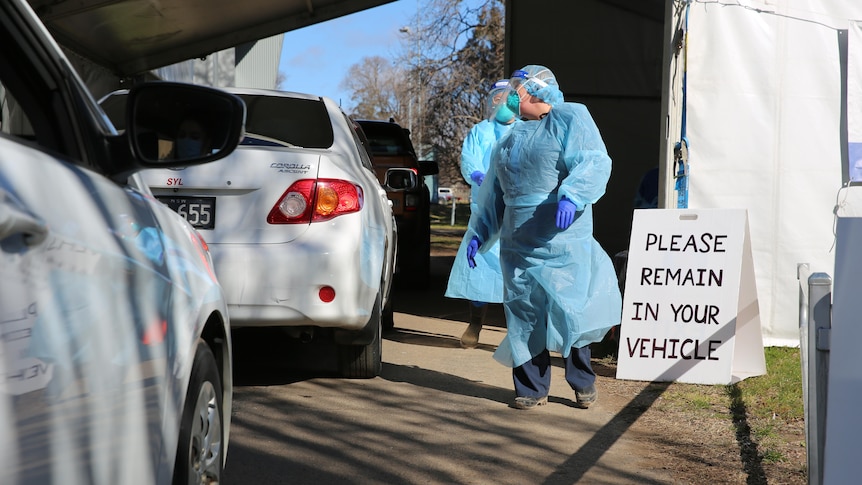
[173,340,224,485]
[338,291,383,378]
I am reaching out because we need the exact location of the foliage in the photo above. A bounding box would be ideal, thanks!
[340,0,506,185]
[412,0,506,184]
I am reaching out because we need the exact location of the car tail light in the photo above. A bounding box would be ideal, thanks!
[319,286,335,303]
[267,179,364,224]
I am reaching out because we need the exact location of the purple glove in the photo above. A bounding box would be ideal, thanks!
[556,197,578,229]
[466,235,481,269]
[470,170,485,187]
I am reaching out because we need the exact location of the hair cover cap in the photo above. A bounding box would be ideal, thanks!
[510,65,564,106]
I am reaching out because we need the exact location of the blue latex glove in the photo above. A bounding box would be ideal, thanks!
[466,236,481,269]
[556,197,577,229]
[470,170,485,187]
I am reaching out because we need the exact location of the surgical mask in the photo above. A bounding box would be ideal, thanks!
[176,138,203,159]
[495,104,515,124]
[506,91,521,117]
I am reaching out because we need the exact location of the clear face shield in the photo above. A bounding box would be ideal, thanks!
[491,69,552,122]
[485,80,513,123]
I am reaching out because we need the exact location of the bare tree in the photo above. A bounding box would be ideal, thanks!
[407,0,506,185]
[339,0,505,185]
[339,55,408,121]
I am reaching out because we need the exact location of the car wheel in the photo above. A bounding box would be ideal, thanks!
[173,339,224,485]
[337,291,383,378]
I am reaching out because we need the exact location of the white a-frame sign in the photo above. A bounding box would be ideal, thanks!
[615,209,766,385]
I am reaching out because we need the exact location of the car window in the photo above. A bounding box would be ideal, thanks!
[346,115,375,172]
[0,61,55,153]
[356,122,416,157]
[236,94,334,149]
[0,15,89,167]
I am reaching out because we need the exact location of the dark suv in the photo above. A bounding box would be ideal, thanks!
[355,119,438,288]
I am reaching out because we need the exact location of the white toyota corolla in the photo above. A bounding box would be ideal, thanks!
[101,88,400,378]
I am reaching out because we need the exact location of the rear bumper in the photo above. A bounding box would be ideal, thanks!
[207,238,379,331]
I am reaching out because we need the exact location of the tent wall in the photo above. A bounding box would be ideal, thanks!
[850,21,862,180]
[681,1,862,346]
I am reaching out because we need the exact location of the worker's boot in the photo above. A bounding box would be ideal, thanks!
[460,303,487,348]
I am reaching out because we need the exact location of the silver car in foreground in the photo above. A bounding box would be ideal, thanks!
[101,88,401,378]
[0,1,245,483]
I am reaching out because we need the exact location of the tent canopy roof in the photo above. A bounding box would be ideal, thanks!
[28,0,396,76]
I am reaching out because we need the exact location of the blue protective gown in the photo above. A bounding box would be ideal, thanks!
[445,119,514,303]
[468,103,622,368]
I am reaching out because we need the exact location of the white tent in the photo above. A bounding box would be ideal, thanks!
[850,21,862,177]
[667,0,862,346]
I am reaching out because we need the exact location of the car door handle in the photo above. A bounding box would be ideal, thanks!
[0,202,48,249]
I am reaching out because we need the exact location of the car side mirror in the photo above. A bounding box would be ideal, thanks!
[126,82,246,167]
[418,160,438,177]
[384,168,418,191]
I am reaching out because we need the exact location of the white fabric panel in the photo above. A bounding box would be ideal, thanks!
[849,22,862,180]
[685,1,862,346]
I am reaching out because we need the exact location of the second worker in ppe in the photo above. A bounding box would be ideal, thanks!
[446,79,518,348]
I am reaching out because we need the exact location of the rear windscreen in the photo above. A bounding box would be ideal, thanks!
[238,95,334,149]
[357,122,414,156]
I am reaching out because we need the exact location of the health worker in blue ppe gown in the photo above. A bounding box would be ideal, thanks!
[446,79,518,349]
[466,65,622,410]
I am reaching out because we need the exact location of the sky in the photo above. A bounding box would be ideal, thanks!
[277,1,419,109]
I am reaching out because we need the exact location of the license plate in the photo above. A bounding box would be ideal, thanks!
[157,196,216,229]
